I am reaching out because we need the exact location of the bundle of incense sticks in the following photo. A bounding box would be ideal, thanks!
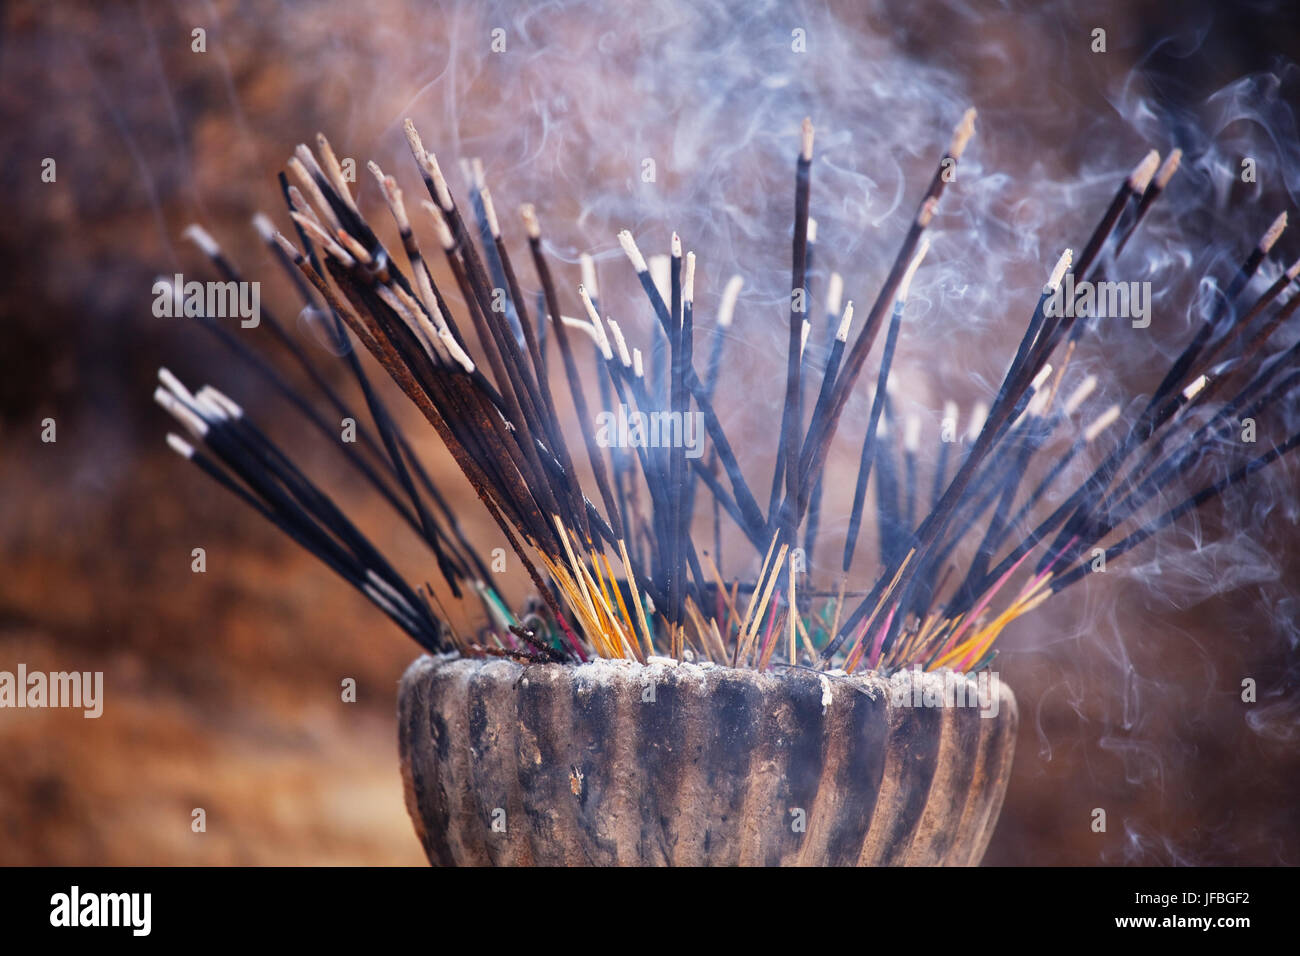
[156,114,1300,675]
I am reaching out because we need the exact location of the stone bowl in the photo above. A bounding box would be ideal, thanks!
[398,654,1016,866]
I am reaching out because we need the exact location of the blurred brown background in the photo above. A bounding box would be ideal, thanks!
[2,0,1299,865]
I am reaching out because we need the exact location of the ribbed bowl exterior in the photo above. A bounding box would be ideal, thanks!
[398,655,1016,866]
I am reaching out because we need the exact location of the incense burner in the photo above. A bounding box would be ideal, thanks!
[398,654,1016,866]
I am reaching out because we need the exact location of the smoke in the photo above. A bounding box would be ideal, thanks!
[7,0,1297,863]
[246,0,1300,859]
[358,0,989,340]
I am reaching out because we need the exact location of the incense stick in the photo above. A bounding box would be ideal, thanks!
[155,115,1298,677]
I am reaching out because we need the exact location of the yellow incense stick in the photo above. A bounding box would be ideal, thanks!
[617,538,656,658]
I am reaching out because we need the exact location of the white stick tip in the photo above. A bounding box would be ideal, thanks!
[402,118,426,159]
[904,416,922,453]
[1129,150,1161,193]
[182,224,219,257]
[800,117,815,161]
[479,186,501,238]
[577,283,601,325]
[1048,248,1073,291]
[1084,404,1121,443]
[519,204,540,238]
[197,385,244,419]
[285,183,309,213]
[949,107,977,159]
[618,230,648,272]
[1024,387,1051,420]
[1261,211,1288,253]
[607,319,632,366]
[835,300,854,342]
[153,387,208,437]
[897,235,932,302]
[1154,148,1183,190]
[719,274,744,327]
[968,401,989,440]
[579,253,598,295]
[1182,373,1208,401]
[157,366,186,396]
[166,433,195,459]
[251,212,276,241]
[271,230,301,260]
[826,271,844,316]
[1064,374,1098,416]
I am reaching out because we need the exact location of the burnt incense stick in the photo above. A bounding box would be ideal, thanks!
[619,230,767,538]
[1066,363,1300,573]
[1112,149,1181,258]
[825,184,1144,663]
[803,291,851,564]
[842,240,928,573]
[824,155,1159,660]
[1032,214,1289,578]
[1000,154,1159,415]
[153,113,1298,676]
[799,109,975,512]
[160,255,477,596]
[1147,212,1287,411]
[770,119,815,543]
[1051,425,1300,595]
